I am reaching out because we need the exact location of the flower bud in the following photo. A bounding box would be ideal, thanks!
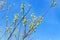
[54,2,58,6]
[21,4,25,9]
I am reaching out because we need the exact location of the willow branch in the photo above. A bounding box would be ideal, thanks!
[7,7,31,40]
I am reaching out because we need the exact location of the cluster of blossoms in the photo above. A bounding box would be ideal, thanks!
[0,0,58,40]
[13,14,20,23]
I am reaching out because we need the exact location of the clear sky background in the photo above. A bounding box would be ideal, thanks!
[0,0,60,40]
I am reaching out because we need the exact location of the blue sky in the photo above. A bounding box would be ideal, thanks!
[0,0,60,40]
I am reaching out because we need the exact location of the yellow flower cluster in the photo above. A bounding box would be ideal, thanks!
[13,14,19,23]
[6,27,13,33]
[22,16,25,19]
[31,13,37,21]
[23,19,27,26]
[52,0,58,7]
[36,16,43,26]
[21,4,25,9]
[54,2,58,6]
[29,22,35,31]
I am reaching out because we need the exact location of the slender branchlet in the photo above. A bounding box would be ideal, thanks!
[7,4,31,40]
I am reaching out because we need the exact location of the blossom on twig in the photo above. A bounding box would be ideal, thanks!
[21,4,25,9]
[13,14,19,23]
[23,18,27,26]
[31,13,37,21]
[36,16,43,26]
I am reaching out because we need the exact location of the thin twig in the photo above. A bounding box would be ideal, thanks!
[7,7,31,40]
[18,5,25,40]
[23,3,54,39]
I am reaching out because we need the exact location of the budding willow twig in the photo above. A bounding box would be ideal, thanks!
[18,4,25,40]
[22,0,58,39]
[7,6,31,40]
[42,0,57,17]
[0,23,14,40]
